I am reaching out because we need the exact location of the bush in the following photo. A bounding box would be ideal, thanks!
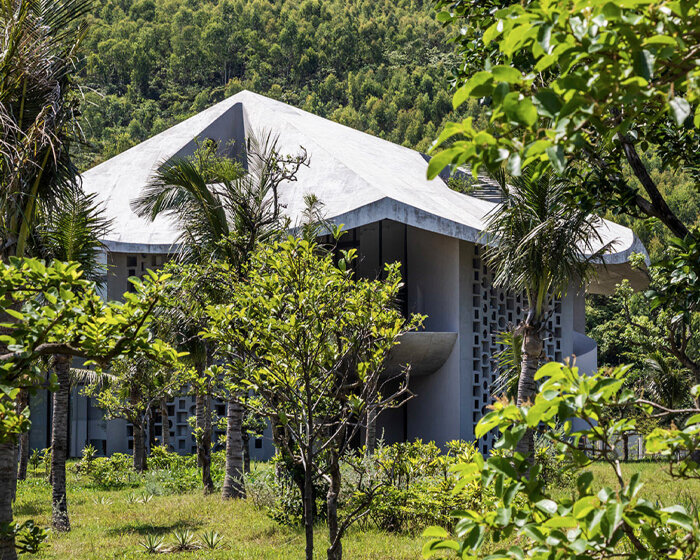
[81,453,137,489]
[244,440,486,534]
[244,457,327,527]
[348,440,483,533]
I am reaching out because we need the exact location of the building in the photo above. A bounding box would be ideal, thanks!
[27,90,648,458]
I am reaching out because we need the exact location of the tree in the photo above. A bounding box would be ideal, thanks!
[133,134,309,499]
[1,0,92,261]
[431,0,700,242]
[86,355,182,472]
[424,362,700,560]
[431,0,700,455]
[32,190,112,530]
[482,171,612,459]
[0,259,179,559]
[206,235,422,560]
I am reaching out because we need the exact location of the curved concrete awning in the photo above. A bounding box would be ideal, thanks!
[383,331,457,377]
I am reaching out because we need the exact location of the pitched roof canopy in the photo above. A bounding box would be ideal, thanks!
[82,90,648,292]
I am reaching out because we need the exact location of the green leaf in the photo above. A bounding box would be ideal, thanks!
[668,512,693,531]
[535,499,558,515]
[422,526,449,538]
[483,22,502,45]
[503,93,538,126]
[427,148,460,179]
[546,145,566,173]
[453,71,494,108]
[491,65,522,84]
[534,89,562,118]
[633,49,654,80]
[669,97,691,126]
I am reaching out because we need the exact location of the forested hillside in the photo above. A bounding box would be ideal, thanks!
[78,0,698,260]
[77,0,480,169]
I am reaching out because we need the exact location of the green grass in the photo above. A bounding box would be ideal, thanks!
[14,464,426,559]
[15,460,700,559]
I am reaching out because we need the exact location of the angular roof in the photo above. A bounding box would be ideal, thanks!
[82,90,648,292]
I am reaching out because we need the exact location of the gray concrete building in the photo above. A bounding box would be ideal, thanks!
[28,91,647,459]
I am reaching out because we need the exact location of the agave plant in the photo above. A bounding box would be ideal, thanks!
[138,534,164,554]
[199,530,224,550]
[125,493,139,505]
[137,492,154,504]
[171,529,197,551]
[91,496,113,506]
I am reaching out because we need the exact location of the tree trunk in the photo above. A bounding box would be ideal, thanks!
[16,390,29,481]
[326,451,343,560]
[242,430,251,474]
[51,354,71,532]
[132,419,147,473]
[0,441,18,560]
[129,386,147,472]
[196,391,214,494]
[514,326,542,462]
[160,398,170,450]
[364,379,378,455]
[148,409,156,453]
[303,451,314,560]
[221,396,245,499]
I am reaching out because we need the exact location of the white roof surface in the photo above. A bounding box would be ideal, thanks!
[82,90,646,273]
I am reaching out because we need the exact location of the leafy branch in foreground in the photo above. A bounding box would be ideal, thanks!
[424,362,700,560]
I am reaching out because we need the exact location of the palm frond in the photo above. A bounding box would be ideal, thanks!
[483,170,614,323]
[36,190,112,282]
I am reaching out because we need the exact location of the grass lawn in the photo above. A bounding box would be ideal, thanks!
[14,459,700,559]
[14,463,426,559]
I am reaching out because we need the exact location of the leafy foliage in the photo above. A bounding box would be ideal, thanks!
[423,362,700,560]
[0,258,180,442]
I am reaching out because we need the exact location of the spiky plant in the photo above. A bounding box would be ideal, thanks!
[171,529,197,551]
[199,530,224,550]
[138,534,164,554]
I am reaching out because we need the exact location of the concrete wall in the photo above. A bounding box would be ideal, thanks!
[405,227,461,445]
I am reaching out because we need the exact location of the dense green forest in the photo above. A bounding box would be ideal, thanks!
[78,0,698,261]
[77,0,481,169]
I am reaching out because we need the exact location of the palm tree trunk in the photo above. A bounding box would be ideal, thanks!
[16,390,29,481]
[160,398,170,450]
[221,396,245,499]
[0,441,18,560]
[514,326,542,461]
[51,354,71,532]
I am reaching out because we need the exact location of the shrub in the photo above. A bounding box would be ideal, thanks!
[424,363,700,560]
[245,440,486,534]
[348,440,483,533]
[75,444,98,475]
[82,453,137,489]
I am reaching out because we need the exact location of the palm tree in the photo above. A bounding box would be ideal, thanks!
[36,190,111,531]
[132,134,308,499]
[484,171,611,460]
[0,0,93,554]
